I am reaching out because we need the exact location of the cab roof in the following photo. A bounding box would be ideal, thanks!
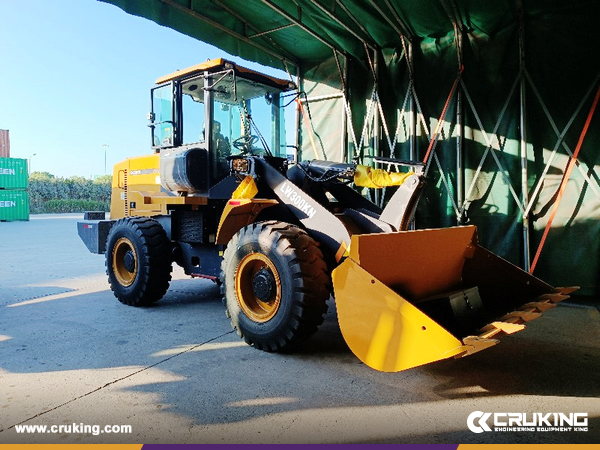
[155,58,296,91]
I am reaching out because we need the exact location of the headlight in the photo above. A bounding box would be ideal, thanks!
[231,157,250,174]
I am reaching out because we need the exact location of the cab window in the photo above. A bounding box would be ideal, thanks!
[181,77,205,145]
[150,84,174,147]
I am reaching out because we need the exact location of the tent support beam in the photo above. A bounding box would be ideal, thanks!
[211,0,293,60]
[384,0,417,164]
[341,53,349,163]
[440,0,465,222]
[159,0,298,66]
[373,51,381,205]
[310,0,377,52]
[402,37,417,161]
[381,0,414,39]
[523,69,600,219]
[248,23,295,39]
[295,65,302,161]
[517,0,531,271]
[524,69,600,202]
[259,0,344,55]
[334,1,378,47]
[384,0,417,166]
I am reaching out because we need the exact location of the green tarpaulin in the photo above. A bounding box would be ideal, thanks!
[101,0,600,295]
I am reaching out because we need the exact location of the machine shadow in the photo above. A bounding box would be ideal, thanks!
[425,321,600,400]
[123,288,600,428]
[1,278,598,436]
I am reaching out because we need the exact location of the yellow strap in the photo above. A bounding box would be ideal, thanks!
[354,165,414,188]
[231,175,258,199]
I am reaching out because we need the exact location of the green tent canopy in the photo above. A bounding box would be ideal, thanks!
[101,0,600,295]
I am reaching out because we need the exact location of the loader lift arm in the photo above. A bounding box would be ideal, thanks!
[222,155,426,261]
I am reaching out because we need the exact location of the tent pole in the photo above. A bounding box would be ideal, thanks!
[408,41,416,161]
[455,32,464,224]
[342,54,349,163]
[517,0,531,271]
[373,51,381,205]
[456,76,464,223]
[296,65,302,161]
[440,0,465,223]
[373,51,380,160]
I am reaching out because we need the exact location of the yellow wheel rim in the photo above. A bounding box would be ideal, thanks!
[235,253,281,323]
[112,237,138,287]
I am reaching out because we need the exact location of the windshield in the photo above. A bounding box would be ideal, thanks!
[212,74,286,158]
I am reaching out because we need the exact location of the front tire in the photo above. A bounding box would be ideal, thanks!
[105,217,172,306]
[220,221,331,352]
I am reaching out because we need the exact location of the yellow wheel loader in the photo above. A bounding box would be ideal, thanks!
[78,59,576,372]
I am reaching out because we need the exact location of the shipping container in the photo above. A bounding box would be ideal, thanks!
[0,190,29,221]
[0,157,28,189]
[0,130,10,158]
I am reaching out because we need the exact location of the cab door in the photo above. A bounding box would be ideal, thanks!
[150,82,176,149]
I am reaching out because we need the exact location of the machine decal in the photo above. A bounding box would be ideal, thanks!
[279,182,317,219]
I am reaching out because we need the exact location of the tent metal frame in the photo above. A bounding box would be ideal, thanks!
[323,0,600,270]
[107,0,600,277]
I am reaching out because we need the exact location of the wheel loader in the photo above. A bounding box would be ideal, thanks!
[78,59,576,372]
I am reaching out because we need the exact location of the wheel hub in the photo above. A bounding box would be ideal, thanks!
[252,267,276,301]
[112,237,137,287]
[235,252,282,323]
[123,250,136,273]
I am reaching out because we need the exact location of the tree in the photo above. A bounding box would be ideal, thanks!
[28,172,111,213]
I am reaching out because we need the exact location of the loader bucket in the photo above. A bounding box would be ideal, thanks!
[332,226,576,372]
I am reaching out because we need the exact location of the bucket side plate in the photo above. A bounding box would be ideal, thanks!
[333,257,470,372]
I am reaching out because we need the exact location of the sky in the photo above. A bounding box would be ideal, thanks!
[0,0,291,178]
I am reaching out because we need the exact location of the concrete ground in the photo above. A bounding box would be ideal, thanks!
[0,214,599,444]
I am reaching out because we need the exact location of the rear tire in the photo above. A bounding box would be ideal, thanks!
[220,221,331,351]
[105,217,172,306]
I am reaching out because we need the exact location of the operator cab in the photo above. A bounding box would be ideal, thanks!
[149,59,296,196]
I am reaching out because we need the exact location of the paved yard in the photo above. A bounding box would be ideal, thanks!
[0,214,599,444]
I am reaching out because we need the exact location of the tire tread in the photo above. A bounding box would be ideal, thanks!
[220,220,331,352]
[106,217,172,306]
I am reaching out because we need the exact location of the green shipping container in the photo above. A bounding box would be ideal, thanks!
[0,190,29,221]
[0,157,28,190]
